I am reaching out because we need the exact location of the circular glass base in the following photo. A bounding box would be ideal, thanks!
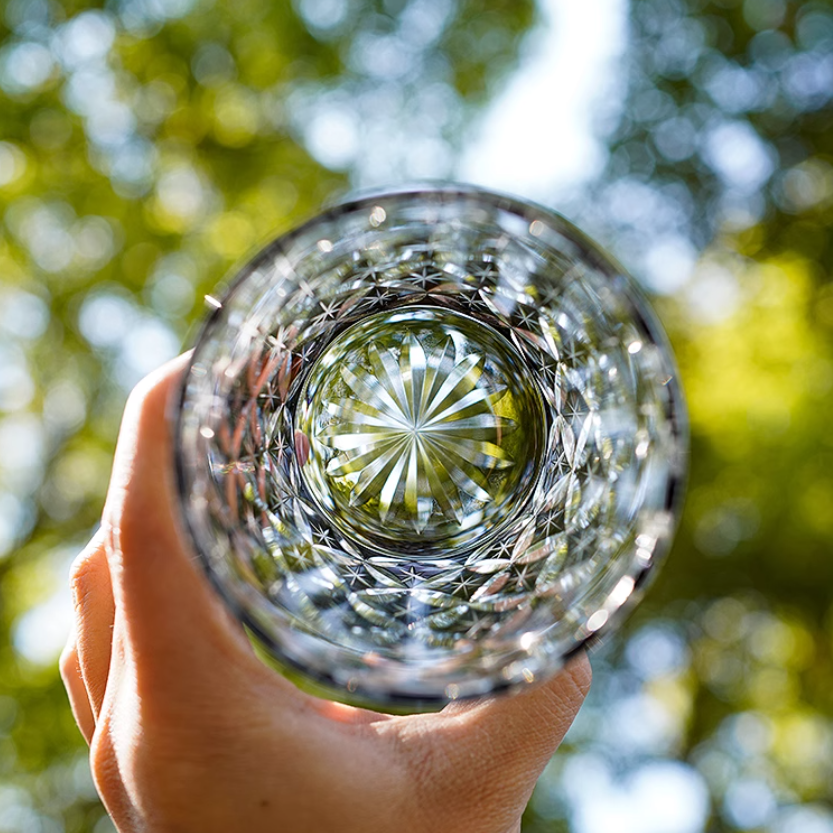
[297,307,544,552]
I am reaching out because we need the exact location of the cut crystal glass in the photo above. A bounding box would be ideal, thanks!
[297,306,545,549]
[175,185,687,704]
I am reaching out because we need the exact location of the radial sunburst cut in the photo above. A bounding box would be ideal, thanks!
[297,306,545,547]
[323,335,514,529]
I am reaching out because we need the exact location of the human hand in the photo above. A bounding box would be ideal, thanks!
[60,356,591,833]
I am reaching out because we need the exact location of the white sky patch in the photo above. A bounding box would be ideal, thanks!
[458,0,627,201]
[569,759,710,833]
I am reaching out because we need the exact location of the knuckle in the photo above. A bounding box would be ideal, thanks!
[124,364,172,427]
[68,546,104,610]
[564,652,593,699]
[69,558,94,604]
[89,725,124,806]
[69,550,94,585]
[59,641,78,681]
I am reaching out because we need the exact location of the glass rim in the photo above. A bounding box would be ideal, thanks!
[172,181,689,705]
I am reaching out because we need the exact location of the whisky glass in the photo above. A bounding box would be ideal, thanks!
[175,185,687,704]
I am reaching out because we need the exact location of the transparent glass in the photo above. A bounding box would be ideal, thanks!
[175,185,687,705]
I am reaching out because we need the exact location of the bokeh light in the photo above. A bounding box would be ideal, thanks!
[1,0,832,829]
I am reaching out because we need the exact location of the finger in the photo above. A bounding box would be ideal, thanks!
[87,615,143,833]
[389,654,591,831]
[101,355,301,703]
[441,653,591,772]
[59,636,95,744]
[70,530,116,718]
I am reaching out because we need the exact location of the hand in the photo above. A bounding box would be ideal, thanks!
[60,356,591,833]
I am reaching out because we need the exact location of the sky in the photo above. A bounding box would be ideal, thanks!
[459,0,628,202]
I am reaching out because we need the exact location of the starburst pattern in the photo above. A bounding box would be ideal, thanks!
[298,307,544,546]
[318,333,515,533]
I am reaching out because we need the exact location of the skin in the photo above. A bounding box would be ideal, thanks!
[60,355,591,833]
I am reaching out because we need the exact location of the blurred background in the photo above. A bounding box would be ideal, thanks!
[0,0,832,830]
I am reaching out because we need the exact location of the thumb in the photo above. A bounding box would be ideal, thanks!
[398,655,591,832]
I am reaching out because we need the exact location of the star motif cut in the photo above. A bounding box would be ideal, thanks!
[313,299,341,324]
[468,261,500,286]
[516,306,539,331]
[317,333,516,533]
[448,572,481,595]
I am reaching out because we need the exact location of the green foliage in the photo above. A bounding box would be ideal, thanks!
[527,2,833,829]
[2,0,833,830]
[0,0,534,828]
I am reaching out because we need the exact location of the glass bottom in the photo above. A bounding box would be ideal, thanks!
[296,306,545,552]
